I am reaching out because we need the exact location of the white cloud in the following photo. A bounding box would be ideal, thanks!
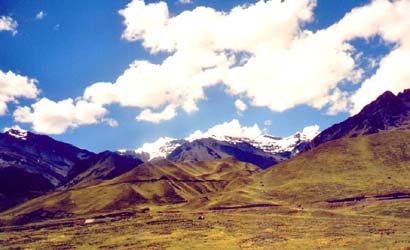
[3,125,26,133]
[15,0,410,134]
[264,120,272,126]
[0,16,17,35]
[13,98,109,134]
[112,0,410,120]
[187,119,262,141]
[0,70,39,115]
[84,50,232,113]
[235,99,247,113]
[83,0,316,121]
[136,104,177,123]
[102,118,119,127]
[302,124,320,139]
[135,136,175,158]
[345,0,410,114]
[178,0,192,4]
[35,11,46,20]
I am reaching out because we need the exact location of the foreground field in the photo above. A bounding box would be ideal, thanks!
[2,206,410,250]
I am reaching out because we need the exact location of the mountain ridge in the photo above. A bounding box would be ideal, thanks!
[311,89,410,148]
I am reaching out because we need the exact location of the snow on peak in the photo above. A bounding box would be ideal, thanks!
[131,119,320,161]
[134,137,182,159]
[302,125,320,140]
[186,119,261,141]
[3,126,28,140]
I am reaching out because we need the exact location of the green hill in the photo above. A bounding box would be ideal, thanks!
[0,158,260,224]
[3,130,410,226]
[257,129,410,213]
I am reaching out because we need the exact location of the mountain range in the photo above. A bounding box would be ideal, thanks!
[120,125,320,168]
[1,89,410,224]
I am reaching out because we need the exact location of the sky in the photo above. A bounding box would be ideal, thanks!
[1,0,410,153]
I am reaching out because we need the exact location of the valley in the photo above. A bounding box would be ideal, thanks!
[2,205,410,249]
[1,90,410,249]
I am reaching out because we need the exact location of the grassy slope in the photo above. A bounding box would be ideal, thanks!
[258,129,410,206]
[2,130,410,249]
[3,130,410,224]
[0,158,261,223]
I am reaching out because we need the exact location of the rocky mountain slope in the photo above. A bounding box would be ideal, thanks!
[0,128,95,211]
[311,89,410,148]
[62,151,144,189]
[125,126,320,165]
[167,137,289,169]
[0,128,94,186]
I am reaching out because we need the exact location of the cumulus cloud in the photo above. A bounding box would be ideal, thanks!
[111,0,410,119]
[82,0,316,120]
[0,16,18,35]
[3,125,26,133]
[114,0,410,118]
[136,104,177,123]
[102,118,119,127]
[178,0,192,4]
[0,70,39,115]
[235,99,247,113]
[16,0,410,133]
[35,11,46,20]
[187,119,262,141]
[13,98,109,134]
[343,0,410,114]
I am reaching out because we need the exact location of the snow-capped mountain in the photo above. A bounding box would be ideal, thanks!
[130,125,320,161]
[4,127,28,141]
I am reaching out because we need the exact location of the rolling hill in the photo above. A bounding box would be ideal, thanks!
[0,158,261,225]
[62,151,143,189]
[258,129,410,213]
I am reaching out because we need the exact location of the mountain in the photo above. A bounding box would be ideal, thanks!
[311,89,410,148]
[1,158,260,225]
[62,151,144,189]
[127,126,320,165]
[0,128,95,211]
[5,129,410,225]
[258,129,410,211]
[0,128,94,186]
[167,137,289,169]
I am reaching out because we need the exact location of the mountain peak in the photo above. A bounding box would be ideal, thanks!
[130,126,319,162]
[3,127,28,141]
[311,88,410,148]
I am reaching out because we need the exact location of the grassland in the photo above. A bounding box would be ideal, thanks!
[2,130,410,249]
[1,205,410,249]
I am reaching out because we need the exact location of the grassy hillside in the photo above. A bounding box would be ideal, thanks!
[3,130,410,226]
[0,158,261,224]
[258,129,410,208]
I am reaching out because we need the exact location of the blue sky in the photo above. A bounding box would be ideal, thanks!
[1,0,409,152]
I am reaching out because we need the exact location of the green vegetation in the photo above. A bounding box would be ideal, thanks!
[1,206,410,249]
[258,130,410,206]
[2,130,410,249]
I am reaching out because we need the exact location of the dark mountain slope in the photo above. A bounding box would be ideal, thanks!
[168,138,289,169]
[0,129,94,185]
[63,151,144,189]
[0,129,94,212]
[1,158,260,224]
[311,89,410,148]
